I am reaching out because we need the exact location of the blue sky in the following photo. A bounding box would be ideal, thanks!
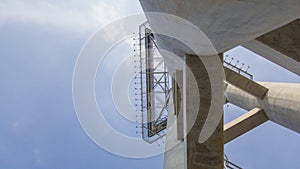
[0,1,300,169]
[0,1,163,169]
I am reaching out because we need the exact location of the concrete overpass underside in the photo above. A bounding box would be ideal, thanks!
[139,1,300,169]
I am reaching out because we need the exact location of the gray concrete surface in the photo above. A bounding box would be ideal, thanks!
[243,40,300,76]
[243,19,300,76]
[174,70,184,141]
[256,19,300,62]
[225,82,300,134]
[185,55,223,169]
[224,108,268,144]
[138,1,300,169]
[140,0,300,53]
[224,67,268,99]
[164,55,224,169]
[164,93,185,169]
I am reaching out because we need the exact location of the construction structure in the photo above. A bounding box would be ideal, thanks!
[134,22,171,143]
[135,1,300,169]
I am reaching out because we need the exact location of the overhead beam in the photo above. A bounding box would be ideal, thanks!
[243,19,300,76]
[257,19,300,62]
[224,108,268,144]
[225,82,300,134]
[242,39,300,76]
[224,67,268,99]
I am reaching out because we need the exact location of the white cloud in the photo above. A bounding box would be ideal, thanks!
[0,0,142,34]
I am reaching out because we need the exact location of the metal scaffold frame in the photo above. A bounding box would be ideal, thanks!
[133,22,171,144]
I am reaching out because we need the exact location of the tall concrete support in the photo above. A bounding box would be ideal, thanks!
[225,83,300,134]
[164,55,224,169]
[243,19,300,76]
[164,96,185,169]
[185,55,224,169]
[164,71,184,169]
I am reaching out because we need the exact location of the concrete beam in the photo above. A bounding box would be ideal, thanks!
[224,67,268,99]
[224,108,268,144]
[257,19,300,62]
[243,19,300,76]
[243,40,300,76]
[225,82,300,134]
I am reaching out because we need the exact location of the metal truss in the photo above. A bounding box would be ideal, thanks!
[133,21,171,144]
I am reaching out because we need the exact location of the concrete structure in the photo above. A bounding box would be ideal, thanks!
[225,82,300,134]
[224,67,268,99]
[139,0,300,54]
[164,54,224,169]
[224,108,268,144]
[139,1,300,169]
[243,19,300,76]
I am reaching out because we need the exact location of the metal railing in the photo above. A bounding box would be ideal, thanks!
[224,55,253,80]
[224,155,243,169]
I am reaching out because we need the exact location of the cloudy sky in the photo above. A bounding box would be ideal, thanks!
[0,0,300,169]
[0,1,164,169]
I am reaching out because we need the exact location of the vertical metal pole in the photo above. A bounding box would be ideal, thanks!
[138,25,144,139]
[145,28,155,136]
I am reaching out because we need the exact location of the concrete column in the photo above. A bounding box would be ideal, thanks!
[185,55,224,169]
[164,70,185,169]
[164,54,224,169]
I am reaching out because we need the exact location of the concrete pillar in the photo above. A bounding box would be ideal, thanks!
[185,54,224,169]
[164,70,185,169]
[164,54,224,169]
